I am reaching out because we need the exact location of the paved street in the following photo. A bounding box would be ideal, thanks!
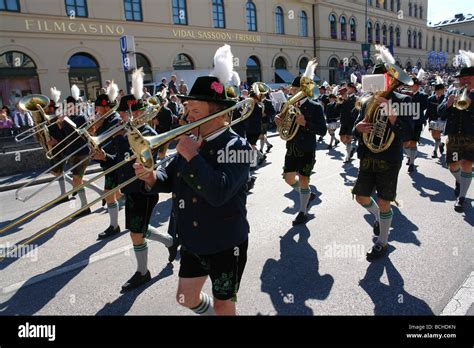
[0,129,473,316]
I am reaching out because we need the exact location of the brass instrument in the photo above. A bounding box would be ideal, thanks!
[0,96,255,260]
[362,63,413,153]
[277,61,318,141]
[355,94,372,111]
[18,95,51,152]
[454,84,471,111]
[15,110,59,142]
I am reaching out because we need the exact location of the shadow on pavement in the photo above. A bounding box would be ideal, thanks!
[409,171,454,203]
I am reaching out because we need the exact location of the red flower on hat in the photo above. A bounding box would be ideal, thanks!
[210,81,224,94]
[101,99,108,106]
[127,100,137,108]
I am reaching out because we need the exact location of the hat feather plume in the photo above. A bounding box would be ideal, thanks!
[50,87,61,104]
[374,45,395,65]
[71,85,80,101]
[211,44,235,84]
[351,73,357,84]
[107,81,119,103]
[303,58,318,79]
[131,67,144,100]
[459,50,474,68]
[436,75,444,85]
[416,68,425,81]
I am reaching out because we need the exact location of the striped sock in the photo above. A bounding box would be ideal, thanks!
[290,180,300,192]
[77,189,87,207]
[58,177,66,195]
[361,198,380,222]
[409,148,417,165]
[378,210,393,245]
[134,242,148,275]
[107,202,119,228]
[299,188,311,214]
[450,168,461,183]
[459,171,472,198]
[191,292,215,315]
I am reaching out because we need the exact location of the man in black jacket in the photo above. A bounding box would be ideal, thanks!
[336,83,358,163]
[275,76,327,225]
[353,63,413,261]
[426,83,446,158]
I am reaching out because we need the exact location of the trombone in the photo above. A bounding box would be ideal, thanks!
[0,97,256,260]
[15,110,58,143]
[14,104,161,202]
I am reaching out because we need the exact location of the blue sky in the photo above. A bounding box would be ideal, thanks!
[427,0,473,25]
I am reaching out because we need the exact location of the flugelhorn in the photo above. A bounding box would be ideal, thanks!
[454,84,471,111]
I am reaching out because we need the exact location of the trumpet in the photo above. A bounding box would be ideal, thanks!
[454,84,471,111]
[0,96,255,260]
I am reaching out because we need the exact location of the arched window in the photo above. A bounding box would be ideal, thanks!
[328,57,339,85]
[0,0,20,11]
[409,2,412,16]
[412,30,416,48]
[340,16,347,40]
[275,6,284,34]
[439,37,443,51]
[419,6,423,19]
[212,0,225,28]
[375,23,380,44]
[382,25,387,45]
[134,53,153,84]
[418,32,422,49]
[124,0,142,21]
[389,26,394,46]
[173,53,194,70]
[65,0,88,17]
[329,14,337,39]
[246,56,261,85]
[414,4,417,17]
[68,52,101,100]
[390,0,395,11]
[274,56,287,83]
[246,1,257,32]
[299,57,309,74]
[0,51,39,108]
[395,27,400,46]
[446,38,449,53]
[172,0,187,25]
[452,39,455,53]
[367,21,373,43]
[350,17,356,41]
[464,41,467,50]
[299,10,308,37]
[397,0,401,11]
[432,36,435,51]
[458,40,461,51]
[407,30,412,48]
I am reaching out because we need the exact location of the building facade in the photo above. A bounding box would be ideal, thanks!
[0,0,473,108]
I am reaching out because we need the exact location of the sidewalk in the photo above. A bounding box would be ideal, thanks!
[0,163,103,192]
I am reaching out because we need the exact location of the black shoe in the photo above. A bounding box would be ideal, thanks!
[440,142,445,154]
[327,144,333,150]
[102,199,106,207]
[335,140,340,147]
[406,158,410,166]
[454,197,465,213]
[373,221,380,236]
[121,271,151,293]
[292,212,309,226]
[167,244,178,263]
[318,136,324,142]
[75,208,91,218]
[432,152,438,158]
[266,144,273,153]
[349,147,356,159]
[97,225,120,240]
[366,243,388,261]
[307,192,316,208]
[246,176,256,192]
[257,155,267,166]
[408,164,415,173]
[71,191,78,197]
[454,182,460,198]
[55,196,70,205]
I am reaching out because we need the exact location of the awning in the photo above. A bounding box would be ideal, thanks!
[275,69,296,83]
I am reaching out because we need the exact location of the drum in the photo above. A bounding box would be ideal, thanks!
[327,121,341,131]
[429,120,446,132]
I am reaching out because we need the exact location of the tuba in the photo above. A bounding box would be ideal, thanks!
[362,63,413,153]
[18,94,52,152]
[277,59,318,142]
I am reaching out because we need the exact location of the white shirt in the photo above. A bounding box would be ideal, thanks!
[13,110,34,128]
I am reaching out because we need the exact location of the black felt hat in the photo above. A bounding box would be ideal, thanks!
[95,94,115,107]
[178,76,236,107]
[117,95,146,112]
[434,83,445,91]
[292,76,302,88]
[455,66,474,78]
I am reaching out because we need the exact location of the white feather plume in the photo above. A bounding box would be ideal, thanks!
[231,71,241,87]
[131,67,144,100]
[303,58,318,79]
[416,68,425,81]
[333,85,339,96]
[459,50,474,67]
[374,45,395,65]
[107,81,119,103]
[211,44,235,84]
[50,87,61,104]
[322,81,329,88]
[436,75,444,85]
[351,73,357,84]
[71,85,80,101]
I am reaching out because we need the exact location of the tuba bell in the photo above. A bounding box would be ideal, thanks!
[361,63,413,153]
[18,94,52,152]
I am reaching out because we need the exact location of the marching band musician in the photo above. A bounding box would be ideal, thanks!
[336,83,358,163]
[426,77,447,159]
[325,93,340,149]
[275,69,327,226]
[438,50,474,213]
[246,84,267,168]
[135,45,251,316]
[352,48,413,261]
[403,72,428,173]
[153,94,174,160]
[91,84,122,239]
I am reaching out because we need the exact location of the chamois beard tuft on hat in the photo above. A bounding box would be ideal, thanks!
[374,45,395,65]
[71,84,80,101]
[436,75,444,85]
[303,58,318,79]
[211,44,235,85]
[50,87,61,104]
[131,67,144,100]
[416,68,425,81]
[459,50,474,68]
[107,81,119,103]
